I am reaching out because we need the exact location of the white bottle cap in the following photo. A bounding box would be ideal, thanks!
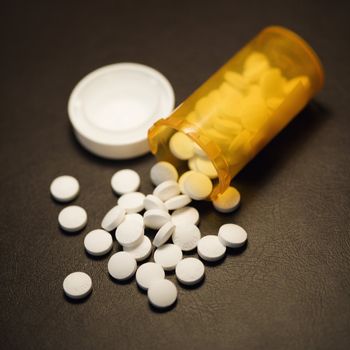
[68,63,174,159]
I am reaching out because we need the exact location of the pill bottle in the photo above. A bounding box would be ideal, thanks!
[148,26,324,198]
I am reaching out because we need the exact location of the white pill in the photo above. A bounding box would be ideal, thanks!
[193,157,218,179]
[153,180,180,201]
[124,235,152,262]
[101,205,126,231]
[143,209,171,230]
[171,206,199,226]
[148,279,177,309]
[175,258,205,285]
[115,219,144,248]
[153,221,176,247]
[172,224,201,251]
[178,170,196,194]
[213,186,240,213]
[164,194,191,210]
[136,262,165,290]
[108,251,137,281]
[197,235,226,262]
[154,244,183,271]
[144,194,168,212]
[183,171,213,200]
[169,132,195,160]
[218,224,248,248]
[188,157,199,171]
[63,271,92,299]
[111,169,140,195]
[123,213,144,226]
[50,175,80,202]
[150,161,178,186]
[58,205,87,232]
[118,192,145,213]
[84,229,113,256]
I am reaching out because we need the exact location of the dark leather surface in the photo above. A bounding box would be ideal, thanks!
[1,1,349,349]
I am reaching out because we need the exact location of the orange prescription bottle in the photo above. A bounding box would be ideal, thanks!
[148,26,324,198]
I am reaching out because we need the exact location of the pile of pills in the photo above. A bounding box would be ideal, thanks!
[52,159,248,310]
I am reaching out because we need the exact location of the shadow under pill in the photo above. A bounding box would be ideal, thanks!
[200,254,227,267]
[63,292,91,304]
[58,226,85,236]
[149,299,177,313]
[178,275,205,290]
[226,242,248,256]
[108,274,135,285]
[84,251,111,261]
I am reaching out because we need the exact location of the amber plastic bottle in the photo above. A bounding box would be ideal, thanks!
[148,26,324,198]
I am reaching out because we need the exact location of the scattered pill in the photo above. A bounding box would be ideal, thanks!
[197,235,226,262]
[193,142,207,158]
[183,171,213,200]
[213,186,240,213]
[172,224,201,251]
[150,161,178,186]
[178,170,196,194]
[154,244,183,271]
[164,194,191,210]
[169,132,195,160]
[84,229,113,256]
[50,175,80,202]
[171,206,199,226]
[153,221,176,247]
[118,192,145,213]
[144,194,168,212]
[143,209,171,230]
[108,252,137,281]
[58,205,87,232]
[123,213,144,226]
[101,205,126,231]
[111,169,140,195]
[115,219,144,248]
[218,223,247,248]
[147,279,177,309]
[153,180,180,201]
[124,235,152,262]
[63,271,92,299]
[136,262,165,290]
[175,258,205,286]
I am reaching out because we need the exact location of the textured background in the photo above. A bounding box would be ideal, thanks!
[1,0,350,349]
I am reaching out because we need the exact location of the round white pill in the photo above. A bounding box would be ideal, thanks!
[154,244,183,271]
[150,161,178,186]
[172,224,201,251]
[101,205,126,231]
[111,169,140,195]
[183,171,213,200]
[197,235,226,262]
[143,209,171,230]
[123,213,144,226]
[144,194,168,212]
[164,194,191,210]
[108,252,137,281]
[193,143,207,158]
[218,223,248,248]
[115,219,144,248]
[153,221,176,247]
[84,229,113,256]
[193,157,218,179]
[153,180,180,201]
[171,206,199,226]
[169,132,195,160]
[175,258,205,285]
[118,192,145,213]
[136,262,165,290]
[124,235,152,262]
[213,186,241,213]
[178,170,196,194]
[58,205,87,232]
[63,272,92,299]
[148,279,177,309]
[50,175,80,202]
